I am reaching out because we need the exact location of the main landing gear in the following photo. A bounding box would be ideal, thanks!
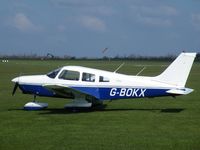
[24,95,48,110]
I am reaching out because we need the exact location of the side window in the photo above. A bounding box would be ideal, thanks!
[58,70,80,81]
[99,76,110,82]
[82,72,95,82]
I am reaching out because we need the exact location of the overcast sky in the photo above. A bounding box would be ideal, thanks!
[0,0,200,57]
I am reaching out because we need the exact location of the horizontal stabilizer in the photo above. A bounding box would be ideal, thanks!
[166,88,193,95]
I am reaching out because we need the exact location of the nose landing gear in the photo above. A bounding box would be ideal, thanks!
[24,95,48,110]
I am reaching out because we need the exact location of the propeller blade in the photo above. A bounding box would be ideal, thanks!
[12,82,19,96]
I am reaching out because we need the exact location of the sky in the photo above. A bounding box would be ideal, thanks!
[0,0,200,57]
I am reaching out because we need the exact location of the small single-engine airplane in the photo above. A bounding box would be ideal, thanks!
[12,52,196,110]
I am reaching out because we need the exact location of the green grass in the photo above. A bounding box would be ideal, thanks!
[0,60,200,150]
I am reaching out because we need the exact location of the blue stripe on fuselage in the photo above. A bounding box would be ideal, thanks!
[19,84,171,100]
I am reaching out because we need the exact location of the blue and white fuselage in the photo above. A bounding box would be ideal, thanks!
[12,53,196,108]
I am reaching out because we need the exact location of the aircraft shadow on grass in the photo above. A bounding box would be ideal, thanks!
[8,105,185,114]
[39,107,185,115]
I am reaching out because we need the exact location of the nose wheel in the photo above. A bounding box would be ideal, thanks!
[24,95,48,110]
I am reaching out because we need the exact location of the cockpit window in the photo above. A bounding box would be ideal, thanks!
[47,68,61,79]
[82,72,95,82]
[99,76,110,82]
[58,70,80,81]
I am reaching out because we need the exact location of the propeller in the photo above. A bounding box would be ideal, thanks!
[12,82,19,96]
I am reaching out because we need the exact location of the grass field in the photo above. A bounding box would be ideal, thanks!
[0,59,200,150]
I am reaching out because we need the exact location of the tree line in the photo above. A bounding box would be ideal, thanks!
[0,53,200,61]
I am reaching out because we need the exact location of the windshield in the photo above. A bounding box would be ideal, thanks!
[46,67,62,79]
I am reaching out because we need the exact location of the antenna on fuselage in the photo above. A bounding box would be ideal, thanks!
[114,62,125,73]
[136,67,146,76]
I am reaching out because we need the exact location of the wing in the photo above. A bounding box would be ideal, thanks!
[42,84,100,100]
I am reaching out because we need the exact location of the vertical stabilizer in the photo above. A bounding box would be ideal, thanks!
[155,52,196,87]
